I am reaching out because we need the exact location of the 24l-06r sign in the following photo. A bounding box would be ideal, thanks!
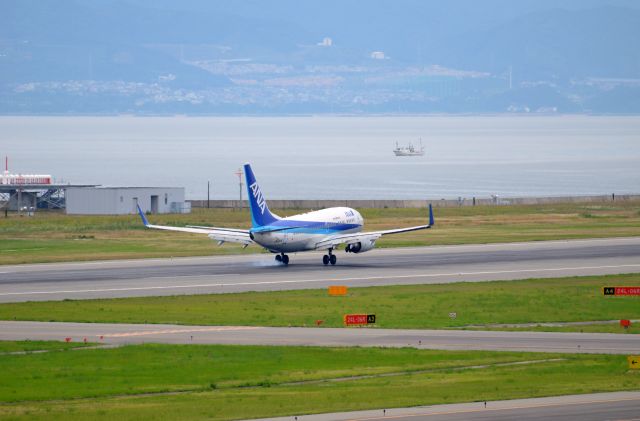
[344,314,376,326]
[603,287,640,296]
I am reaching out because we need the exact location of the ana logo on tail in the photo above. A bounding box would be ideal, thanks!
[249,181,266,214]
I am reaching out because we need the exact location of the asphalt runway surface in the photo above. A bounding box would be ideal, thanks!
[1,237,639,303]
[2,321,639,354]
[252,392,640,421]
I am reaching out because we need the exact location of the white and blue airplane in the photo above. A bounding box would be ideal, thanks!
[138,163,434,265]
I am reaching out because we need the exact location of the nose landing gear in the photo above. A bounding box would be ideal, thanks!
[322,249,337,266]
[275,253,289,265]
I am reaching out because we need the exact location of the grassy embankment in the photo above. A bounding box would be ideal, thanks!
[0,343,638,420]
[1,200,639,265]
[2,274,638,334]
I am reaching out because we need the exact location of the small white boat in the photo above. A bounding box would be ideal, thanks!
[393,139,425,156]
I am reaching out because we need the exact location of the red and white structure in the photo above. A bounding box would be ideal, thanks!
[1,156,52,185]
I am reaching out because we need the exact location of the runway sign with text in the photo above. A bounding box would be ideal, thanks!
[329,286,348,296]
[344,314,376,326]
[603,287,640,296]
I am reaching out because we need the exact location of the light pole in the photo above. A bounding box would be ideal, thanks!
[235,168,243,210]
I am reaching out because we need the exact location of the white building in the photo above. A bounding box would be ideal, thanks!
[65,187,189,215]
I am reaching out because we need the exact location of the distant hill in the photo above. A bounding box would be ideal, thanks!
[1,0,639,114]
[444,6,640,79]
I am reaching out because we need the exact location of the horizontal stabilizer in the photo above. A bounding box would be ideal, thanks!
[314,233,382,250]
[251,225,306,233]
[208,232,253,246]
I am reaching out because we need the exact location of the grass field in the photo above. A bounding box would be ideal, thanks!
[2,274,638,333]
[0,343,638,420]
[0,340,92,353]
[1,200,639,265]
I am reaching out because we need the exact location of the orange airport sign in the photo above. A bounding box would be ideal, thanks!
[603,287,640,296]
[329,286,348,296]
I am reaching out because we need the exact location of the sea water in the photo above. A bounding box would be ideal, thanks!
[1,115,639,199]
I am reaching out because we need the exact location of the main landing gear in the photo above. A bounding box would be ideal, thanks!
[275,253,289,265]
[322,249,337,266]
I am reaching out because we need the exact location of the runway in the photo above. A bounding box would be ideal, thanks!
[2,321,639,354]
[0,237,639,302]
[251,391,640,421]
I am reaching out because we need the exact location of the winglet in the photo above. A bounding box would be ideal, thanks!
[137,204,149,227]
[428,204,435,226]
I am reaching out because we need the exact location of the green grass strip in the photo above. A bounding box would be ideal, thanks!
[2,201,640,265]
[0,344,637,420]
[0,344,549,402]
[1,274,639,333]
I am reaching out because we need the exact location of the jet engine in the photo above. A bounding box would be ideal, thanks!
[345,240,375,253]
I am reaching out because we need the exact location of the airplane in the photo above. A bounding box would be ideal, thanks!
[137,163,434,265]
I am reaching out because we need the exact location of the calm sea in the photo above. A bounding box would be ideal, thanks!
[1,116,639,199]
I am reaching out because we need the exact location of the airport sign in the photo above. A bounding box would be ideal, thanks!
[329,286,348,296]
[628,356,640,369]
[603,286,640,296]
[344,314,376,326]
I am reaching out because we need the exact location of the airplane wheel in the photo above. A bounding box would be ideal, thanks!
[282,255,289,265]
[275,255,282,262]
[330,254,337,265]
[322,255,329,265]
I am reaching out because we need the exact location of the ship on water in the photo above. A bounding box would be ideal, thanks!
[393,139,425,156]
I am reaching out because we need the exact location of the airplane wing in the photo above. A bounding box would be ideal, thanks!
[137,205,253,247]
[314,204,434,250]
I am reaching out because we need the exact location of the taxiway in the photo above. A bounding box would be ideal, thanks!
[1,321,638,354]
[251,391,640,421]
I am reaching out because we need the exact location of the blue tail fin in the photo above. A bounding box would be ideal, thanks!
[244,163,278,227]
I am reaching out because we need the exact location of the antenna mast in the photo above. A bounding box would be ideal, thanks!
[235,168,243,209]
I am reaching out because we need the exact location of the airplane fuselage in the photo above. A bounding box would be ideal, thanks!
[250,207,363,253]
